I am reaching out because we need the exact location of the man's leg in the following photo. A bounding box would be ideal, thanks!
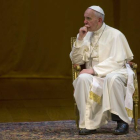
[111,113,128,130]
[73,73,96,135]
[73,73,93,128]
[104,74,129,135]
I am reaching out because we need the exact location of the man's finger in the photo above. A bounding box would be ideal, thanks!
[84,25,90,28]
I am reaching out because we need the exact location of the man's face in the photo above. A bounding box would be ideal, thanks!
[84,8,99,32]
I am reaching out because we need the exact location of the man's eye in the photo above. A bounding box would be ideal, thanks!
[87,17,91,20]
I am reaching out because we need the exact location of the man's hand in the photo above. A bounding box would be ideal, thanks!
[78,25,90,40]
[80,69,94,75]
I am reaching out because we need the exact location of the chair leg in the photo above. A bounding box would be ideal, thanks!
[74,103,79,128]
[134,101,138,131]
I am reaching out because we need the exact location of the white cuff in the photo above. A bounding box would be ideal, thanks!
[74,39,84,48]
[94,69,98,76]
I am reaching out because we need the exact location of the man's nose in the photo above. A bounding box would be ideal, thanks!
[84,20,88,24]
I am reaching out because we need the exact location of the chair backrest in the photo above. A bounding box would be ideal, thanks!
[71,37,76,49]
[71,37,77,81]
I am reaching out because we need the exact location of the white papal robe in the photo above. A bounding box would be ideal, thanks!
[70,23,134,129]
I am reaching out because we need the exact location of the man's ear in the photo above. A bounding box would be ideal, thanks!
[98,17,103,23]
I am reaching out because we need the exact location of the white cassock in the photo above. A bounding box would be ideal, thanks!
[70,23,135,129]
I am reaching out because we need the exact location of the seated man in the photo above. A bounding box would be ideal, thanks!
[70,5,134,135]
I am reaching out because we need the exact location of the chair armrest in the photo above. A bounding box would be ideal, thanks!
[74,65,81,71]
[128,62,137,69]
[72,64,85,80]
[72,65,81,80]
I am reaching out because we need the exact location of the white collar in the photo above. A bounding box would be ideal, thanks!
[94,22,106,35]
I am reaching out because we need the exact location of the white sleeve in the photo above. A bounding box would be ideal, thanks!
[70,38,85,65]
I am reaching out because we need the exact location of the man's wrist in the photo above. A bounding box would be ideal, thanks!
[94,70,98,76]
[75,39,84,47]
[78,36,83,40]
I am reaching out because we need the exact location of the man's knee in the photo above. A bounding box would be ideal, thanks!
[105,73,115,83]
[78,73,92,83]
[105,73,121,85]
[105,73,126,98]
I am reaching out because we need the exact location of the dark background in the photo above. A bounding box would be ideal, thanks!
[0,0,139,122]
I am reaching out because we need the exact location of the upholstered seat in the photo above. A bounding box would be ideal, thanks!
[71,37,139,131]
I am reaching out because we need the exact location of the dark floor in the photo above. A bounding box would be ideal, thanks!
[0,120,140,140]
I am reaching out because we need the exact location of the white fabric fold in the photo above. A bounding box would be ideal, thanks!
[125,64,135,110]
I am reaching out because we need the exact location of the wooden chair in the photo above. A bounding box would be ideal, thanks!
[71,37,139,131]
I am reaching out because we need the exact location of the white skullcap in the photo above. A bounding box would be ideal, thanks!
[88,6,105,15]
